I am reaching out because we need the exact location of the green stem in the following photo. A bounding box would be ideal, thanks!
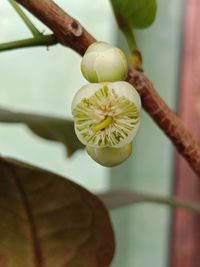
[8,0,42,37]
[112,8,143,70]
[0,35,57,52]
[122,24,138,53]
[122,25,143,70]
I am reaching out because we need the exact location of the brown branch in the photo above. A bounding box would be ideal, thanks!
[16,0,200,178]
[128,69,200,177]
[16,0,95,55]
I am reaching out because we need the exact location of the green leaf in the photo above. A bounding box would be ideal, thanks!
[0,107,84,156]
[0,156,115,267]
[110,0,157,29]
[99,190,200,213]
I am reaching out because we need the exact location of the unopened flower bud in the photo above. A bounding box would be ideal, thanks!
[81,41,128,83]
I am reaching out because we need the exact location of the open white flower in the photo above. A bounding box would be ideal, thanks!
[81,41,128,83]
[71,81,141,148]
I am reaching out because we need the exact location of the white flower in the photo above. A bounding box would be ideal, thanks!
[71,81,141,148]
[86,143,132,167]
[81,41,128,83]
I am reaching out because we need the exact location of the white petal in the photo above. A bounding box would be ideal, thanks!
[85,41,112,53]
[107,81,141,111]
[71,83,100,113]
[113,121,140,148]
[94,48,127,82]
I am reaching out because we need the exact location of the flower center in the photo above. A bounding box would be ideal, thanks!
[92,116,113,132]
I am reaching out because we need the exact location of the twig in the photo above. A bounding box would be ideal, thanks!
[16,0,200,177]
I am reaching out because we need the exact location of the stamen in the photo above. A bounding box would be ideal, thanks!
[92,116,113,132]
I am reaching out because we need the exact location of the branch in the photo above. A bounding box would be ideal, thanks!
[127,69,200,177]
[16,0,200,177]
[16,0,95,56]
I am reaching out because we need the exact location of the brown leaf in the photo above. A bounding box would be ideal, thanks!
[0,157,115,267]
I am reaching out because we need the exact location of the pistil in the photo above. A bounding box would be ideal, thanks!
[92,116,113,132]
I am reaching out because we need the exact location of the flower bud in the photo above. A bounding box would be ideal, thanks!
[86,143,132,167]
[81,41,128,83]
[71,81,141,148]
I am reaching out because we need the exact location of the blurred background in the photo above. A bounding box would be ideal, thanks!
[1,1,199,267]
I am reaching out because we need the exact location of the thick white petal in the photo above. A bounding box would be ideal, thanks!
[71,83,100,113]
[107,81,141,111]
[94,48,127,82]
[85,41,112,53]
[112,121,140,148]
